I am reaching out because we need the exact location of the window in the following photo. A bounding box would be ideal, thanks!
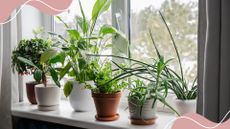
[54,0,112,36]
[130,0,198,84]
[53,0,198,110]
[129,0,198,111]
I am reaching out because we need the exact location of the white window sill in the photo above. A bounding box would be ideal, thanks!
[12,100,176,129]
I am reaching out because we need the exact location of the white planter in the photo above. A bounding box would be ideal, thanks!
[35,84,60,111]
[174,99,196,115]
[69,81,94,112]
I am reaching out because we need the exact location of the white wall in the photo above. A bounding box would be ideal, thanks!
[20,5,43,39]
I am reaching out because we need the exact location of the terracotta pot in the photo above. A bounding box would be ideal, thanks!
[26,81,41,104]
[128,98,157,125]
[92,91,121,121]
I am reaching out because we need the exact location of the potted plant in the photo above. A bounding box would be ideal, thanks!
[50,0,128,112]
[149,11,197,115]
[115,57,179,125]
[83,61,128,121]
[12,35,51,104]
[17,43,61,111]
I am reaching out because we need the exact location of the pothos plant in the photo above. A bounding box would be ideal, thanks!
[49,0,129,96]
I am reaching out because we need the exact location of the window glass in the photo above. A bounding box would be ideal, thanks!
[130,0,198,84]
[54,0,112,37]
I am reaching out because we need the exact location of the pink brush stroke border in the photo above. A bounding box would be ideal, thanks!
[0,0,73,23]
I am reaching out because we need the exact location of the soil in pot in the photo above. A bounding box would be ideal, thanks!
[26,81,41,104]
[35,84,60,111]
[128,98,157,125]
[92,91,121,121]
[174,99,196,115]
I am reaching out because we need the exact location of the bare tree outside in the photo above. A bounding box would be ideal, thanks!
[130,0,198,83]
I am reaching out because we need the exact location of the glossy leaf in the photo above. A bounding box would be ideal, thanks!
[67,29,80,40]
[17,57,39,70]
[49,67,60,87]
[91,0,112,34]
[64,81,73,97]
[33,70,42,82]
[40,49,57,63]
[59,62,72,80]
[99,24,117,36]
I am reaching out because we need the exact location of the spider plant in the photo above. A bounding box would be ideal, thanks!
[149,11,197,100]
[127,57,180,116]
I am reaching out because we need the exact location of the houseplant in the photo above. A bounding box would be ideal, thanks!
[17,42,61,111]
[84,61,128,121]
[51,0,128,112]
[12,37,51,104]
[150,11,197,115]
[88,54,180,124]
[113,57,179,125]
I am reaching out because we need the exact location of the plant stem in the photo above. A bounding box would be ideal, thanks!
[42,72,47,87]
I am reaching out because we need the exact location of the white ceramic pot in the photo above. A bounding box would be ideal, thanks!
[35,84,60,111]
[174,99,196,115]
[69,81,94,112]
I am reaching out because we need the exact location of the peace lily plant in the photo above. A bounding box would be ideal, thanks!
[49,0,129,120]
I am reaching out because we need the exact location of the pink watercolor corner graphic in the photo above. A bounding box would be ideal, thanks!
[0,0,73,23]
[170,113,230,129]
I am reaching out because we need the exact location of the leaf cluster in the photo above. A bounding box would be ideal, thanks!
[11,38,51,74]
[51,0,128,95]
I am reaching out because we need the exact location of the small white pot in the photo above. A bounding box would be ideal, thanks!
[69,81,94,112]
[35,84,60,111]
[174,99,196,115]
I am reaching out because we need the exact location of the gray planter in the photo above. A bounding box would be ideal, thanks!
[128,98,157,125]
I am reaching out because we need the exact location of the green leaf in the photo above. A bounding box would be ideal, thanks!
[49,67,60,87]
[33,70,42,82]
[56,16,69,28]
[78,58,87,70]
[64,81,73,97]
[78,0,88,34]
[49,53,65,65]
[17,57,39,69]
[104,43,112,48]
[48,32,68,43]
[67,29,80,40]
[91,0,112,33]
[40,49,57,63]
[99,24,117,36]
[59,62,72,80]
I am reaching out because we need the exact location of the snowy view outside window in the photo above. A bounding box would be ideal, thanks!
[130,0,198,83]
[54,0,198,83]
